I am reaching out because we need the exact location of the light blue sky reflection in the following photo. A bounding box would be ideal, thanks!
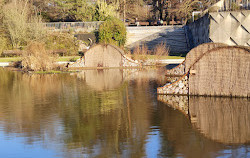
[0,131,60,158]
[146,127,161,157]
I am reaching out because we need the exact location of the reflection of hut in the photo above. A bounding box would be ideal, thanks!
[158,96,250,144]
[77,69,124,91]
[189,97,250,144]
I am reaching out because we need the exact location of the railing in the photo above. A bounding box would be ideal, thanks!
[44,21,104,32]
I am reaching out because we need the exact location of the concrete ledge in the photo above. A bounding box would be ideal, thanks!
[159,59,185,64]
[0,62,10,67]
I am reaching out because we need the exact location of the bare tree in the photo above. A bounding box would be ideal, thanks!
[2,0,46,48]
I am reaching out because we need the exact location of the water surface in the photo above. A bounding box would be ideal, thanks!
[0,68,249,158]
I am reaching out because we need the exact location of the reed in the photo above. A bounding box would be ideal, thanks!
[132,44,150,61]
[21,42,57,71]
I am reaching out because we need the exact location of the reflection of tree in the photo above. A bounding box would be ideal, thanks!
[0,69,69,143]
[59,70,159,157]
[0,68,165,157]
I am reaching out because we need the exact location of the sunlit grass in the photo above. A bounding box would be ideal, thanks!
[57,56,81,62]
[0,56,81,62]
[0,57,22,62]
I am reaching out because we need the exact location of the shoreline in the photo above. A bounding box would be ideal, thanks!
[0,59,184,67]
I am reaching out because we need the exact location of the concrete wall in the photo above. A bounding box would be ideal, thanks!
[188,14,211,47]
[188,10,250,47]
[126,26,189,53]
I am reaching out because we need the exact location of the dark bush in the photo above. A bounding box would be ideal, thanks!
[98,17,126,47]
[45,33,79,56]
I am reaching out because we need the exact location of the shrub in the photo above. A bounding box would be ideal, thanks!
[21,42,57,71]
[98,16,126,47]
[0,35,11,56]
[2,0,46,49]
[132,44,150,61]
[45,33,79,56]
[93,0,119,21]
[131,42,169,63]
[153,42,169,57]
[152,42,169,63]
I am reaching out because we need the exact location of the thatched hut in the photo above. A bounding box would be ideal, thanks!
[68,44,139,68]
[158,45,250,97]
[189,46,250,97]
[84,44,124,67]
[165,43,227,76]
[185,43,227,73]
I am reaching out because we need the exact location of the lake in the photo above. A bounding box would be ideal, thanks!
[0,68,249,158]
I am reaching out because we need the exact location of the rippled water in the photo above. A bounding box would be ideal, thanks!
[0,68,249,158]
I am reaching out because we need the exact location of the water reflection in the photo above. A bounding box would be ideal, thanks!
[189,97,250,144]
[0,68,162,157]
[158,95,250,144]
[75,69,124,91]
[0,68,249,158]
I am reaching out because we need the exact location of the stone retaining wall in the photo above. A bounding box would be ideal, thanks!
[158,95,189,115]
[165,60,185,76]
[157,73,189,95]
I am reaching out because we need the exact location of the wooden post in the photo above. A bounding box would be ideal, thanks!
[124,0,126,22]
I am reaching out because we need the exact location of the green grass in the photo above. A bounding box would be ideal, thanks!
[0,55,184,62]
[0,57,21,62]
[131,55,184,60]
[0,56,82,62]
[35,70,63,74]
[35,70,79,74]
[57,56,81,62]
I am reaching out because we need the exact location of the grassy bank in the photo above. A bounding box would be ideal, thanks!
[0,56,81,62]
[0,55,184,62]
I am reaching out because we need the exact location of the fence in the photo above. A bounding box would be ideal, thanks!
[44,21,104,33]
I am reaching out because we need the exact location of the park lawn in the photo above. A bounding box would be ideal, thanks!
[145,55,184,59]
[57,56,81,62]
[0,55,184,62]
[0,57,22,62]
[0,56,81,62]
